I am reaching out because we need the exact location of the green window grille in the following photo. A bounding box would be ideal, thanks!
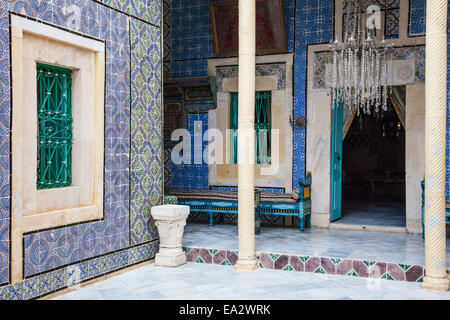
[36,63,73,190]
[229,91,271,165]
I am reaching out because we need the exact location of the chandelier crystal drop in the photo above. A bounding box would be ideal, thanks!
[329,0,393,116]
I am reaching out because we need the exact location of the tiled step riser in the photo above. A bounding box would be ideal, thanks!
[183,247,435,283]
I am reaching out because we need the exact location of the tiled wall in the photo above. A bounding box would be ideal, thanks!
[409,0,450,198]
[0,0,162,299]
[165,0,450,196]
[292,0,334,189]
[164,0,331,191]
[165,112,209,190]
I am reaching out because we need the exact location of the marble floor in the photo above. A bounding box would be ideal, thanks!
[183,223,450,266]
[336,199,406,227]
[53,262,450,300]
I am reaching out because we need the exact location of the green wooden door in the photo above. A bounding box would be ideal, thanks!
[330,97,343,222]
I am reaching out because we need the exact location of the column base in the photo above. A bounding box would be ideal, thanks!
[422,275,449,292]
[234,258,259,271]
[155,251,187,267]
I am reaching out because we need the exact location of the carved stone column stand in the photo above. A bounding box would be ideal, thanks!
[151,204,190,267]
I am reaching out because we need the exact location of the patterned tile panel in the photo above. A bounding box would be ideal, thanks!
[22,4,132,277]
[100,0,161,26]
[169,0,295,74]
[215,64,287,92]
[293,0,334,189]
[0,0,162,288]
[313,46,425,88]
[163,0,172,78]
[0,6,10,287]
[166,112,209,190]
[183,246,443,283]
[408,0,425,36]
[130,18,163,245]
[0,241,158,300]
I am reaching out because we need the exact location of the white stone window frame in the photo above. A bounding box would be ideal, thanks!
[11,15,105,234]
[207,54,294,192]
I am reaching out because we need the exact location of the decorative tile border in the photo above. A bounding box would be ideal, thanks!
[162,0,171,79]
[312,45,425,89]
[215,64,287,92]
[0,240,158,300]
[184,246,450,283]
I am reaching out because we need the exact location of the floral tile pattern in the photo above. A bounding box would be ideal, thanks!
[100,0,161,26]
[130,18,163,245]
[0,0,162,295]
[216,64,287,92]
[162,0,172,79]
[183,245,444,283]
[0,241,158,300]
[22,3,133,277]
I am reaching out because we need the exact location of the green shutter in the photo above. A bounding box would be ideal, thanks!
[229,92,239,164]
[229,91,271,165]
[36,63,73,190]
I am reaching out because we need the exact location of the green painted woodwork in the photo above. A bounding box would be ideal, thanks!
[36,63,73,190]
[255,91,271,164]
[330,93,343,222]
[229,91,271,164]
[230,92,239,164]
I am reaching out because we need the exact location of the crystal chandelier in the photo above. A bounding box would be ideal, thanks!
[329,0,393,116]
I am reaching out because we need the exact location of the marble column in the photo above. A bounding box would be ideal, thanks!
[234,0,258,271]
[422,0,449,292]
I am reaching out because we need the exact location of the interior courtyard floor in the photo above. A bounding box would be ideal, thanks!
[53,261,450,300]
[335,199,406,227]
[183,223,450,267]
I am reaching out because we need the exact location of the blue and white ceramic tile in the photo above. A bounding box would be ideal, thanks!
[0,0,162,291]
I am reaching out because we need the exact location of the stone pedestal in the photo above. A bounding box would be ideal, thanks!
[151,204,190,267]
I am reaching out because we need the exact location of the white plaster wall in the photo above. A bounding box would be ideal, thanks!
[207,54,294,192]
[306,89,331,227]
[405,84,425,233]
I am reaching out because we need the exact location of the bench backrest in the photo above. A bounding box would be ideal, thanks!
[299,171,312,201]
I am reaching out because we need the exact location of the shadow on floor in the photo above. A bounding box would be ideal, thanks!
[335,197,406,227]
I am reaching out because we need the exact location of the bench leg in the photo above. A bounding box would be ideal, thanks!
[255,206,261,235]
[421,207,424,241]
[306,214,311,228]
[299,215,305,231]
[209,204,213,226]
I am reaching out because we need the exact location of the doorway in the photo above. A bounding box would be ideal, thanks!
[331,89,406,227]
